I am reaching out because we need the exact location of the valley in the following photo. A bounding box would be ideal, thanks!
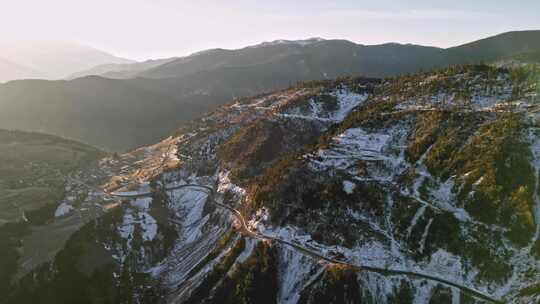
[1,31,540,151]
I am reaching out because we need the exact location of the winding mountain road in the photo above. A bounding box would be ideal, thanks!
[110,183,503,304]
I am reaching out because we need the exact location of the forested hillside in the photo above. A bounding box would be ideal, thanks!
[5,64,540,304]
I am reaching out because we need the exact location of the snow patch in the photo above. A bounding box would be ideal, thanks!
[237,238,257,263]
[406,206,426,238]
[342,180,356,194]
[131,197,152,210]
[218,171,246,197]
[278,90,368,123]
[54,203,74,217]
[118,208,158,243]
[168,186,211,244]
[277,246,323,304]
[309,124,409,182]
[333,91,369,121]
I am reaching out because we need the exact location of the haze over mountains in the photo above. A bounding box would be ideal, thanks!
[0,58,43,83]
[0,30,539,151]
[66,57,178,80]
[0,41,133,81]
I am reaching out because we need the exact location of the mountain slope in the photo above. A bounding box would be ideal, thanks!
[5,64,540,304]
[0,76,215,151]
[0,71,296,151]
[444,30,540,64]
[157,65,540,303]
[496,50,540,67]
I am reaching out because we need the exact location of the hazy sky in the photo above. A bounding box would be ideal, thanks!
[3,0,540,60]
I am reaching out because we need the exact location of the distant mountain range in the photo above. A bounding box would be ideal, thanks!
[0,41,133,81]
[0,58,44,83]
[0,30,539,151]
[72,30,540,80]
[66,57,177,80]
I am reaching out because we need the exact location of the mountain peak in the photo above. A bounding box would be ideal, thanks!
[251,37,326,48]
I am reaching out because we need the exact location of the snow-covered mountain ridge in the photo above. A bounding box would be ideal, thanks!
[6,64,540,304]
